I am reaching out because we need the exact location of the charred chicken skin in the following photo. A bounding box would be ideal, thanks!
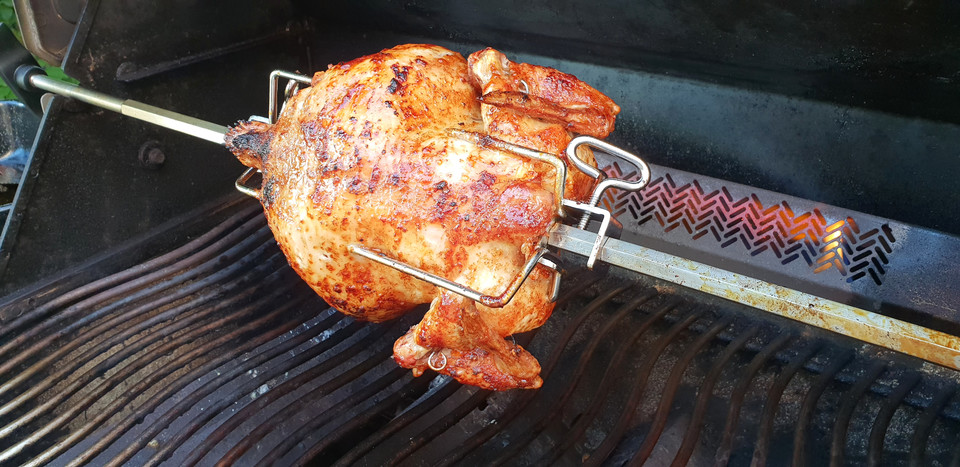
[226,44,619,390]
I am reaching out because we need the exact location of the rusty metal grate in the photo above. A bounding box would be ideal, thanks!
[601,162,896,285]
[1,199,958,466]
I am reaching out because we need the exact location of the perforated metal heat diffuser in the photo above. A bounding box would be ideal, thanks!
[597,159,960,334]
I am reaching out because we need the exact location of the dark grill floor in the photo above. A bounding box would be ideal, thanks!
[1,199,959,466]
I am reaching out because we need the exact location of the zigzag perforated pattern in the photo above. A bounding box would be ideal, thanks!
[600,162,896,285]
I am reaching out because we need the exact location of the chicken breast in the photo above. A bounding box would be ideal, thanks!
[226,44,619,390]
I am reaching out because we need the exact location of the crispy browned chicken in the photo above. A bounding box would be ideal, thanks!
[226,44,619,390]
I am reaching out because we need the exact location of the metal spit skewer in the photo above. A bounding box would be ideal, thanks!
[550,224,960,372]
[16,66,960,373]
[19,67,228,144]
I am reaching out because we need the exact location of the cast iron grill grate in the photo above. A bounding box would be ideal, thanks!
[0,199,958,466]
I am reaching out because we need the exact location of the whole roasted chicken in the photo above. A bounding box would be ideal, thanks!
[226,44,619,390]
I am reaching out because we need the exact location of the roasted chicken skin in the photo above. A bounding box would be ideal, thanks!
[226,44,619,390]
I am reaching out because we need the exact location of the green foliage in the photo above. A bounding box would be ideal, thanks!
[42,60,73,81]
[0,0,76,102]
[0,0,17,100]
[0,81,15,101]
[0,0,18,39]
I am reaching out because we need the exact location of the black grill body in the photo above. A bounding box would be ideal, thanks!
[1,0,960,465]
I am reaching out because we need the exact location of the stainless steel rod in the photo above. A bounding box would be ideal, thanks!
[28,74,228,145]
[348,244,484,304]
[549,224,960,371]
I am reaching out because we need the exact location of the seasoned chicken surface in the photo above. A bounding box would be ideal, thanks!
[226,44,619,390]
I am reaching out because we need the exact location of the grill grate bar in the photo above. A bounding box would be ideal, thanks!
[831,361,888,466]
[391,389,493,465]
[463,291,660,465]
[0,263,287,439]
[631,316,735,465]
[951,433,960,467]
[265,365,410,463]
[867,372,921,466]
[0,202,263,341]
[291,371,434,464]
[167,319,367,464]
[0,206,265,347]
[331,377,463,467]
[7,281,309,466]
[213,345,398,465]
[586,308,704,466]
[0,217,274,381]
[114,311,351,466]
[670,326,760,466]
[430,282,632,466]
[536,284,634,379]
[178,320,395,465]
[389,329,541,465]
[3,199,960,465]
[750,341,823,466]
[0,250,287,423]
[0,241,282,419]
[909,384,957,467]
[538,295,677,464]
[791,351,855,465]
[88,295,306,466]
[714,332,795,466]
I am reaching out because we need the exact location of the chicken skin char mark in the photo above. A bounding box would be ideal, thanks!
[225,44,620,390]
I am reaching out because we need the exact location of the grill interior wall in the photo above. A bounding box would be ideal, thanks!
[3,0,960,294]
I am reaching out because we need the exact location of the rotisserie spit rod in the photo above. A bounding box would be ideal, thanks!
[15,65,228,144]
[13,65,960,374]
[550,224,960,373]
